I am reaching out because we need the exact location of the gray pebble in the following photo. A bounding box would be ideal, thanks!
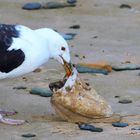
[118,99,132,104]
[112,122,128,127]
[22,3,42,10]
[78,123,103,132]
[131,126,140,130]
[21,133,36,138]
[30,87,53,97]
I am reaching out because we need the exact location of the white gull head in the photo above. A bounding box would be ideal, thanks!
[35,28,71,65]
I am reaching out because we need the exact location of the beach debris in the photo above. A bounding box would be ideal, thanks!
[59,33,77,40]
[30,87,53,97]
[22,2,42,10]
[112,63,140,71]
[21,133,36,138]
[78,62,112,72]
[67,0,77,4]
[13,86,27,90]
[42,2,76,9]
[75,64,109,75]
[50,67,116,123]
[112,122,128,127]
[131,126,140,130]
[69,25,80,29]
[78,123,103,132]
[118,99,132,104]
[120,4,132,9]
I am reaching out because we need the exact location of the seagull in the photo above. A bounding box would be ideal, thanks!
[0,24,72,125]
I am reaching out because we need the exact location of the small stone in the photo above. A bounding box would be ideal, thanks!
[118,99,132,104]
[69,25,80,29]
[114,95,120,98]
[112,122,128,127]
[22,133,36,138]
[33,68,42,73]
[120,4,132,9]
[131,126,140,130]
[30,87,53,97]
[74,54,79,57]
[67,0,77,4]
[75,65,109,75]
[59,33,76,40]
[22,3,42,10]
[78,123,103,132]
[13,86,27,90]
[112,63,140,71]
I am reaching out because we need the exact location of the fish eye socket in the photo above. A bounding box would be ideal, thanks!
[61,46,66,51]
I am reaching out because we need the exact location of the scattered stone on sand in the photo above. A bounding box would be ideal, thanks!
[131,126,140,130]
[59,33,76,40]
[112,63,140,71]
[78,62,112,72]
[21,133,36,138]
[112,122,129,127]
[13,86,27,90]
[78,123,103,132]
[22,2,42,10]
[119,4,132,9]
[33,68,42,73]
[118,99,132,104]
[75,64,109,75]
[67,0,77,4]
[114,95,120,98]
[42,2,76,9]
[69,25,80,29]
[30,87,53,97]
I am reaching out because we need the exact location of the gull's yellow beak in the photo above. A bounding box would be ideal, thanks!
[61,56,73,77]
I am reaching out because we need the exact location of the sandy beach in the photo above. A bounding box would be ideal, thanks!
[0,0,140,139]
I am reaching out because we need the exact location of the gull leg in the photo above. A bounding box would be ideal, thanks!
[0,110,26,125]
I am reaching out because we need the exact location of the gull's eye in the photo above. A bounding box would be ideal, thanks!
[61,46,66,51]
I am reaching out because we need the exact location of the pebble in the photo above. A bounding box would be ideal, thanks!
[78,123,103,132]
[67,0,77,4]
[131,126,140,130]
[75,65,109,75]
[69,25,80,29]
[42,2,75,9]
[30,87,53,97]
[112,122,128,127]
[13,86,27,90]
[21,133,36,138]
[120,4,132,9]
[59,33,76,40]
[112,63,140,71]
[22,2,42,10]
[118,99,132,104]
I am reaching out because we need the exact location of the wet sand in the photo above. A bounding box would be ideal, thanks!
[0,0,140,139]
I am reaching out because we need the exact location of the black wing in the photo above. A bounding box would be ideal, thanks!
[0,24,25,73]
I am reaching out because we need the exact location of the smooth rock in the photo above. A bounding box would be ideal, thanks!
[131,126,140,130]
[59,33,76,40]
[112,122,128,127]
[67,0,77,4]
[75,65,109,75]
[112,63,140,71]
[118,99,132,104]
[69,25,80,29]
[78,123,103,132]
[13,86,27,90]
[30,87,53,97]
[22,133,36,138]
[42,2,75,9]
[120,4,132,9]
[22,3,42,10]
